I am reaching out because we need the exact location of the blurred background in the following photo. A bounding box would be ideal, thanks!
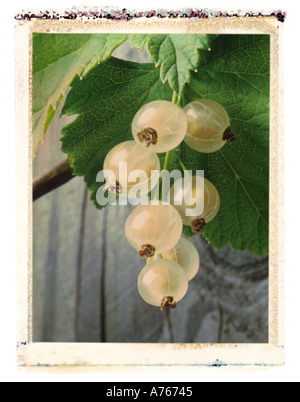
[32,41,268,343]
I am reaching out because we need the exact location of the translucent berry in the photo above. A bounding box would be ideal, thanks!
[169,176,220,232]
[132,100,187,153]
[137,259,188,310]
[103,141,160,197]
[183,99,236,153]
[125,202,183,258]
[162,237,200,280]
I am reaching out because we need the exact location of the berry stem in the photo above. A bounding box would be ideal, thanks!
[152,151,171,201]
[172,91,181,106]
[163,151,171,171]
[172,91,178,104]
[176,153,188,173]
[152,183,160,201]
[151,90,180,202]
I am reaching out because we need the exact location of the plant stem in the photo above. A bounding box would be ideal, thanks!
[172,91,178,104]
[176,153,188,172]
[172,91,182,107]
[152,92,180,202]
[152,151,171,201]
[33,159,75,201]
[163,151,171,171]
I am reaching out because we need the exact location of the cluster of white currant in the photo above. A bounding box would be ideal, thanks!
[103,99,235,310]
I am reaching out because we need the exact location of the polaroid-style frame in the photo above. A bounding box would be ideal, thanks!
[15,12,285,371]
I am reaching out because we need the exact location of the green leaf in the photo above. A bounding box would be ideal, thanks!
[179,34,270,256]
[61,56,173,204]
[32,33,128,157]
[61,34,269,257]
[129,34,211,96]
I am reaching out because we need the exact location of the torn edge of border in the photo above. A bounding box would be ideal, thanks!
[15,8,286,23]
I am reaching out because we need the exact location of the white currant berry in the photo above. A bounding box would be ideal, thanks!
[132,100,187,153]
[169,176,220,233]
[138,259,188,310]
[162,237,200,281]
[125,202,183,259]
[103,141,160,197]
[183,99,236,153]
